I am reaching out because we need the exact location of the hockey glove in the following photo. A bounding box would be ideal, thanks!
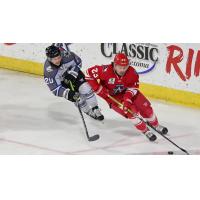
[123,98,137,116]
[68,90,80,102]
[64,72,77,84]
[123,99,132,114]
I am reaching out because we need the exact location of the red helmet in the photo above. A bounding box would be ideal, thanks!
[114,53,129,66]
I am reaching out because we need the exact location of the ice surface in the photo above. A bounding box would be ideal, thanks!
[0,69,200,155]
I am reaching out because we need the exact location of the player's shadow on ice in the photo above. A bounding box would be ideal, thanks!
[0,104,62,131]
[0,103,79,132]
[48,110,77,124]
[98,118,139,137]
[47,102,79,125]
[114,129,139,137]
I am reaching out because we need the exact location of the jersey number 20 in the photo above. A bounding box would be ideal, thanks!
[44,78,54,84]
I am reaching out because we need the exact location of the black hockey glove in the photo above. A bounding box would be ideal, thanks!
[68,90,80,102]
[64,72,77,83]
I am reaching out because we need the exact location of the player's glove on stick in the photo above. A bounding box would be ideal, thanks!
[123,90,137,116]
[64,72,77,84]
[68,90,80,102]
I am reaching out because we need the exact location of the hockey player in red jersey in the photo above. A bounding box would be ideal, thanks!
[85,53,168,141]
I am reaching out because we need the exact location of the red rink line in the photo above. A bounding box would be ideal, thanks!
[0,138,71,154]
[0,133,192,155]
[0,137,128,155]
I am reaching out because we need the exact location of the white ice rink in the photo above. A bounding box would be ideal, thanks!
[0,68,200,155]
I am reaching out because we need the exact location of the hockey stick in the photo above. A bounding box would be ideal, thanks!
[69,81,100,142]
[108,95,190,155]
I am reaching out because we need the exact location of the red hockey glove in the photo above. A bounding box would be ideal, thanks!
[123,99,132,115]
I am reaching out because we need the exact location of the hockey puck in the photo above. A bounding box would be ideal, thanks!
[168,151,174,155]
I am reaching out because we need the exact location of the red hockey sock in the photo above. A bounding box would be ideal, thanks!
[146,113,159,128]
[130,117,149,133]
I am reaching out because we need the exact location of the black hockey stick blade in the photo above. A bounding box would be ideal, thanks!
[88,134,100,142]
[180,148,190,155]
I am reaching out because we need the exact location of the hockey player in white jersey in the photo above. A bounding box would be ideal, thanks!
[44,44,104,121]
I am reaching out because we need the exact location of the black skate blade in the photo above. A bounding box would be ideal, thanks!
[88,134,100,142]
[97,115,104,121]
[85,113,104,123]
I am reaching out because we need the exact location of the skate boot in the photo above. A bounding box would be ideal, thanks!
[86,106,104,121]
[155,125,168,135]
[144,130,157,142]
[93,106,104,121]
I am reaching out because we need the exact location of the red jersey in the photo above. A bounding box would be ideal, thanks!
[85,64,139,97]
